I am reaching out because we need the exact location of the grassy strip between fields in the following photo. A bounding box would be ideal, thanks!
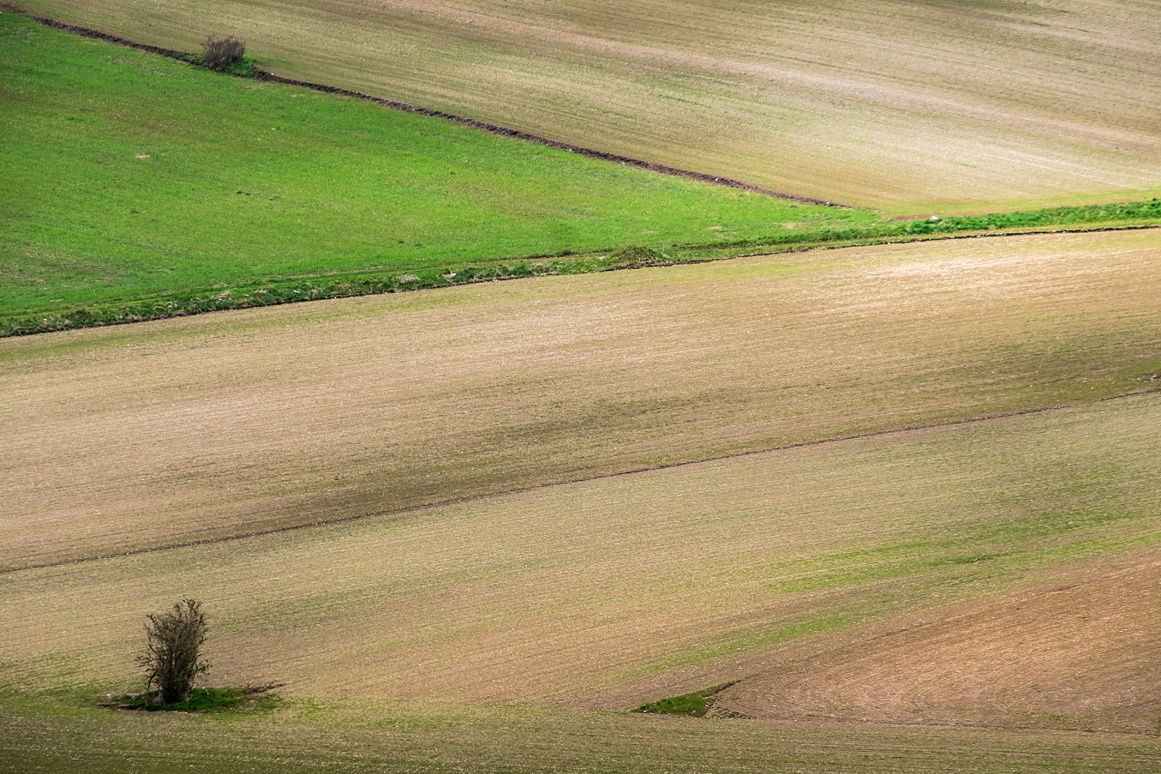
[5,210,1158,338]
[4,210,1158,338]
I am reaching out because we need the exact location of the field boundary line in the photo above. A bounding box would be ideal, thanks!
[0,5,843,207]
[4,388,1157,576]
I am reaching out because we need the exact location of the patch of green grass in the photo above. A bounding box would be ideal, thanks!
[0,13,875,332]
[100,685,281,713]
[633,683,736,717]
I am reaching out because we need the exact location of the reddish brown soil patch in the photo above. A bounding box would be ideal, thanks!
[718,556,1161,734]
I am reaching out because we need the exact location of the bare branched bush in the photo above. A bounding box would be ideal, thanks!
[137,598,210,704]
[202,35,246,70]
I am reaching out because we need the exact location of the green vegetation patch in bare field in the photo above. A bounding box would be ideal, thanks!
[100,685,281,713]
[16,0,1161,213]
[0,12,881,334]
[3,229,1159,571]
[633,683,736,717]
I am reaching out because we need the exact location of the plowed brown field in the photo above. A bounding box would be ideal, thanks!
[3,393,1160,706]
[3,229,1159,571]
[16,0,1161,212]
[718,553,1161,734]
[3,231,1161,770]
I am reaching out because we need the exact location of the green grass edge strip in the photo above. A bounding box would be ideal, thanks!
[3,215,1157,338]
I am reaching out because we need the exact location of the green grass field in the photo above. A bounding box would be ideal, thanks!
[0,13,881,332]
[3,13,1159,336]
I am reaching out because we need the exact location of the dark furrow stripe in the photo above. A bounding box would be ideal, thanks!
[4,388,1156,576]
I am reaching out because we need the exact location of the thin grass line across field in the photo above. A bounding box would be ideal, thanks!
[5,387,1154,577]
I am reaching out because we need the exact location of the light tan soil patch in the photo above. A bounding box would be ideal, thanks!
[718,557,1161,734]
[19,0,1161,212]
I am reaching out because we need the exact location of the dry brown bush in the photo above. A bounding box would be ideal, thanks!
[202,35,245,70]
[136,598,210,704]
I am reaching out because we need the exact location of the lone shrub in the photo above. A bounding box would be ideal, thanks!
[137,598,210,704]
[202,35,246,70]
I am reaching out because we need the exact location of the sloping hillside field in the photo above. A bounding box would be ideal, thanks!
[3,2,1161,771]
[0,12,879,333]
[16,0,1161,212]
[2,231,1160,770]
[3,12,1159,336]
[4,229,1159,571]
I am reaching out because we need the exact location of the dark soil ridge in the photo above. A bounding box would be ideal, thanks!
[1,5,843,208]
[4,386,1156,576]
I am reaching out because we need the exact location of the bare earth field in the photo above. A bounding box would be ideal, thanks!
[3,229,1159,571]
[719,554,1161,734]
[15,0,1161,212]
[2,231,1161,770]
[4,4,1161,769]
[1,393,1159,769]
[2,393,1159,704]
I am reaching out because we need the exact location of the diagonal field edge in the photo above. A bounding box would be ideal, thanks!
[4,388,1157,576]
[1,5,845,207]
